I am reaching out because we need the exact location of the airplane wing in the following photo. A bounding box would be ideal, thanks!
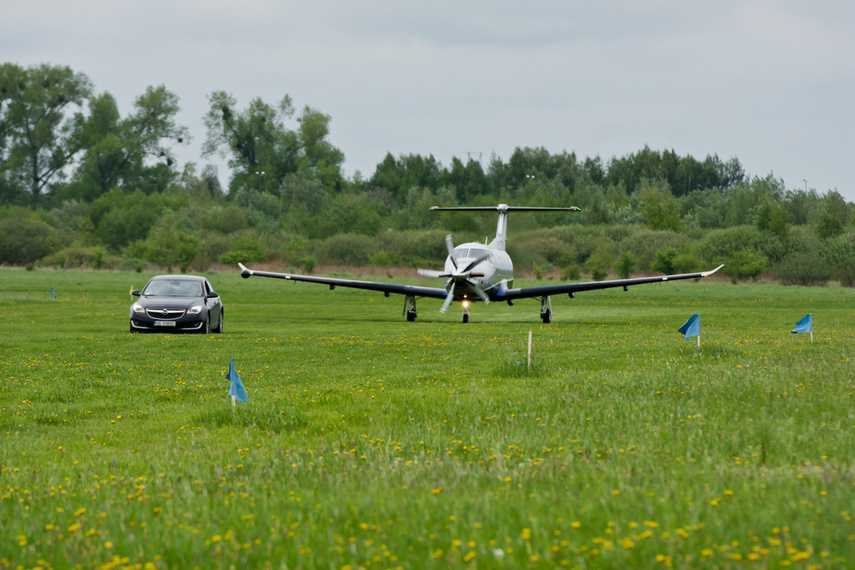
[238,264,449,300]
[494,265,724,301]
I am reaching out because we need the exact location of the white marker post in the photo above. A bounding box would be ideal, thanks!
[527,330,532,368]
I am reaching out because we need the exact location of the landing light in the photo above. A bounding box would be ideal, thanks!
[461,300,470,309]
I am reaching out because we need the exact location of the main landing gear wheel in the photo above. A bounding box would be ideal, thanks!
[403,295,417,322]
[462,313,470,323]
[540,295,552,324]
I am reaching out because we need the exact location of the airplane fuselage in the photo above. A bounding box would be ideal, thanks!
[445,241,513,301]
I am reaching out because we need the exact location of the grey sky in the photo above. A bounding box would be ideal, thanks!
[3,1,853,199]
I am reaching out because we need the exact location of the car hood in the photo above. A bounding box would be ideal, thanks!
[137,296,203,309]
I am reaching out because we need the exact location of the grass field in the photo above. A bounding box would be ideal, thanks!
[1,268,853,569]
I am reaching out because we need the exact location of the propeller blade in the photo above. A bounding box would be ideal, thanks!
[469,282,490,305]
[461,254,490,274]
[418,269,450,278]
[445,234,458,269]
[439,282,456,313]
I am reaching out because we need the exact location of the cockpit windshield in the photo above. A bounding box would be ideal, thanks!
[452,247,488,259]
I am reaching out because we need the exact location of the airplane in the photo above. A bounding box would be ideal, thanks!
[239,204,723,323]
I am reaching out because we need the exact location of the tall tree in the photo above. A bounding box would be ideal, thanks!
[0,63,93,204]
[638,183,682,232]
[370,153,443,203]
[61,86,189,201]
[202,91,344,197]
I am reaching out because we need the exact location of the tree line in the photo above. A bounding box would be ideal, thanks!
[1,62,853,287]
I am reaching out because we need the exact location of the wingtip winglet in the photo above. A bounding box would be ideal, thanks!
[703,264,724,277]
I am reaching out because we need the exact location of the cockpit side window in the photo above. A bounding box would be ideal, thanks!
[468,248,487,259]
[453,247,469,258]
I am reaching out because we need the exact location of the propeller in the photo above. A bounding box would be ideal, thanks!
[418,235,491,313]
[440,282,456,313]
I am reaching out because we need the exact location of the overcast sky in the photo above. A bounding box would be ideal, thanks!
[3,1,853,200]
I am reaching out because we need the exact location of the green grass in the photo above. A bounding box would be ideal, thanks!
[1,268,853,569]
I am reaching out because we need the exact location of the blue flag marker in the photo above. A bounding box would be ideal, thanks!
[791,313,813,341]
[678,313,701,348]
[227,358,248,405]
[51,287,56,300]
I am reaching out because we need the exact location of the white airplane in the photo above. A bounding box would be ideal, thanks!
[239,204,722,323]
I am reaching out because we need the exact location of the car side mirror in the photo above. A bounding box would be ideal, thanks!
[207,291,219,299]
[131,289,140,297]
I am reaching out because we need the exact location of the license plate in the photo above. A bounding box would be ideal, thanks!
[154,321,176,327]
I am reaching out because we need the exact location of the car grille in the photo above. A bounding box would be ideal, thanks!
[145,308,186,320]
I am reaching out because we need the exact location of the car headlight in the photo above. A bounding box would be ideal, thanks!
[132,304,145,314]
[187,305,203,315]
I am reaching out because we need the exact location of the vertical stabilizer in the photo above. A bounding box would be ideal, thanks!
[491,204,510,251]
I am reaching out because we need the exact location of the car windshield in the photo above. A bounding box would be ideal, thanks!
[143,280,203,297]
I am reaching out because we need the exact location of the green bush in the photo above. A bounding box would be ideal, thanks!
[0,217,61,265]
[316,234,378,266]
[219,234,268,265]
[584,243,616,279]
[615,251,636,278]
[826,234,855,287]
[695,225,765,266]
[41,246,116,269]
[397,229,448,265]
[672,252,704,273]
[723,250,768,283]
[773,253,831,286]
[560,265,581,281]
[370,251,402,266]
[651,248,678,274]
[590,268,608,281]
[119,258,148,273]
[617,228,690,271]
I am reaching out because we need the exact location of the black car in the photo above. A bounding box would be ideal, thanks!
[130,275,223,333]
